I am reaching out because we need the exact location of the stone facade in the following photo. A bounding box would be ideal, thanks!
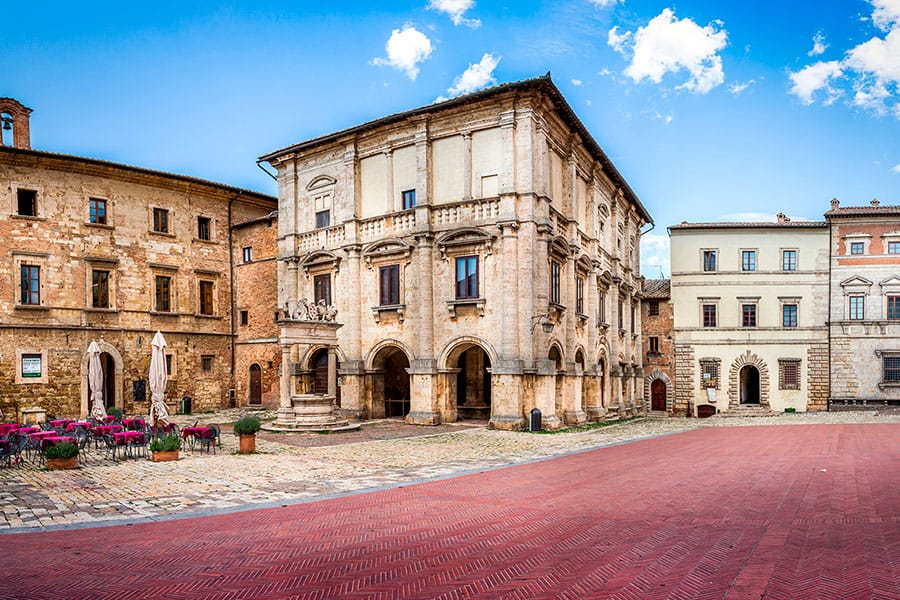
[641,279,675,415]
[669,215,830,414]
[825,199,900,407]
[0,105,277,421]
[260,76,652,429]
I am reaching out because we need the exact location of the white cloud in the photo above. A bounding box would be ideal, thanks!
[443,53,501,98]
[372,26,433,80]
[789,1,900,117]
[427,0,481,28]
[588,0,621,8]
[892,163,900,173]
[598,67,612,77]
[571,78,583,86]
[788,60,844,105]
[728,79,756,95]
[640,233,670,278]
[809,31,828,56]
[608,8,728,94]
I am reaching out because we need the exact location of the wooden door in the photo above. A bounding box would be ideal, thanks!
[651,379,666,411]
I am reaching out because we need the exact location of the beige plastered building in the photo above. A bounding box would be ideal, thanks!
[669,215,830,415]
[260,76,652,430]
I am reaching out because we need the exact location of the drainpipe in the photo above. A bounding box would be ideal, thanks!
[827,216,832,412]
[228,191,242,408]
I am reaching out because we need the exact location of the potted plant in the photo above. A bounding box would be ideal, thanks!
[45,442,79,470]
[149,433,181,462]
[233,415,261,454]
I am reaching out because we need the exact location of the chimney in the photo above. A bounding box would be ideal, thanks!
[776,212,789,224]
[871,198,880,207]
[830,198,840,210]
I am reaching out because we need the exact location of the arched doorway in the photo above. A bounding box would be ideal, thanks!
[651,379,666,411]
[598,358,606,409]
[740,365,760,404]
[100,352,116,410]
[310,348,341,406]
[371,347,410,418]
[549,346,564,416]
[456,346,492,419]
[248,364,262,405]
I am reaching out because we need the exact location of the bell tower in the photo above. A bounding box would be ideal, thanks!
[0,98,33,149]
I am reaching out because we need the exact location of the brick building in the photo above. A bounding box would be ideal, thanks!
[0,99,277,421]
[641,279,675,415]
[260,76,652,429]
[826,198,900,408]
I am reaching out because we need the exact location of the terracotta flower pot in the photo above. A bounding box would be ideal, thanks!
[151,450,179,462]
[239,434,256,454]
[47,457,77,471]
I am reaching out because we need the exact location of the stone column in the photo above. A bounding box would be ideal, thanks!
[275,342,295,426]
[462,131,473,201]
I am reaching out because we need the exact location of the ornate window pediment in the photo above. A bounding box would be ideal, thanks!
[840,275,873,291]
[362,239,412,268]
[306,175,337,191]
[301,250,341,274]
[879,275,900,289]
[436,228,495,260]
[549,236,570,261]
[575,254,593,275]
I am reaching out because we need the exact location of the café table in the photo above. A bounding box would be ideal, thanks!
[181,426,211,452]
[0,423,20,436]
[65,421,93,432]
[122,418,146,431]
[49,419,72,428]
[112,430,146,459]
[15,426,39,435]
[94,424,122,435]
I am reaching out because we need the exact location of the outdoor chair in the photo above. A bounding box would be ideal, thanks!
[127,432,148,459]
[0,434,24,467]
[74,429,91,464]
[196,424,219,455]
[102,434,123,461]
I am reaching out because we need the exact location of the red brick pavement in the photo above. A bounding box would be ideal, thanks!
[3,424,898,599]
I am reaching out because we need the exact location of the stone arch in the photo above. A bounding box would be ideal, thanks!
[365,339,416,371]
[644,370,673,412]
[728,350,770,407]
[80,340,125,418]
[438,336,498,370]
[306,174,337,191]
[547,341,566,370]
[300,344,347,370]
[366,341,415,419]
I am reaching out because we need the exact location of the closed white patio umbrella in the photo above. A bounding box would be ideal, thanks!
[88,341,108,421]
[148,331,170,428]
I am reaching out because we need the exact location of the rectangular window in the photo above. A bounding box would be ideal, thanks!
[92,270,110,309]
[199,281,214,315]
[699,359,720,389]
[702,304,717,328]
[240,310,249,326]
[165,354,173,376]
[888,296,900,320]
[779,360,801,390]
[314,274,332,305]
[618,300,624,329]
[782,250,797,271]
[242,247,253,263]
[197,217,211,241]
[598,290,606,323]
[155,275,171,312]
[782,304,798,328]
[883,355,900,383]
[201,356,214,372]
[315,210,330,229]
[702,250,717,272]
[741,250,756,271]
[849,295,865,320]
[889,241,900,254]
[455,256,478,299]
[575,276,584,314]
[631,304,636,335]
[648,300,659,316]
[742,304,757,327]
[153,208,169,233]
[379,264,400,305]
[89,197,107,224]
[17,189,37,216]
[550,261,561,305]
[401,189,416,210]
[648,336,660,354]
[20,264,40,305]
[850,242,864,255]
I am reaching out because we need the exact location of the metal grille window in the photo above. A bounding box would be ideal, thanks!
[89,198,107,224]
[379,264,400,305]
[888,296,900,320]
[883,355,900,383]
[92,270,110,308]
[742,304,757,327]
[199,281,214,315]
[702,304,717,327]
[699,359,720,389]
[20,265,40,305]
[201,356,214,372]
[455,256,478,299]
[550,261,561,305]
[702,250,716,272]
[648,336,660,354]
[849,295,865,320]
[742,250,756,271]
[782,250,797,271]
[779,360,801,390]
[782,304,798,328]
[314,274,332,305]
[649,300,659,316]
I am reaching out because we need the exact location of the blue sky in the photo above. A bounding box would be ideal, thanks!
[3,0,898,276]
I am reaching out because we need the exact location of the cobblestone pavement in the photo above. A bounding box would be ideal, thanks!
[1,410,897,533]
[3,421,898,599]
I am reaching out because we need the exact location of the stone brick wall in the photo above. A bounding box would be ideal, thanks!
[673,343,694,416]
[806,343,829,410]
